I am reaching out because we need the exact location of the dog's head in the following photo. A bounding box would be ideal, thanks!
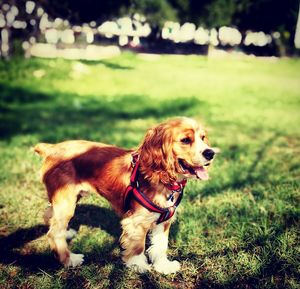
[138,117,218,184]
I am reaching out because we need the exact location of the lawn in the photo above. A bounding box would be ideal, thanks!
[0,52,299,288]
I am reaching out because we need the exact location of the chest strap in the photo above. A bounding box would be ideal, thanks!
[124,154,187,224]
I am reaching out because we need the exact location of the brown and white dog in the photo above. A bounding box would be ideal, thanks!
[34,117,217,274]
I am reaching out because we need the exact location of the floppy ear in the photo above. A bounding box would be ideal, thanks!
[138,123,176,183]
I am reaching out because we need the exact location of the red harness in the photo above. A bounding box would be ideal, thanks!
[124,153,187,224]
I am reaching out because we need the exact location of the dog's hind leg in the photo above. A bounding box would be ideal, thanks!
[47,185,84,267]
[43,206,53,226]
[44,205,77,240]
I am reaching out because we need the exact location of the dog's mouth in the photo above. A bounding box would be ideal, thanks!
[178,159,209,180]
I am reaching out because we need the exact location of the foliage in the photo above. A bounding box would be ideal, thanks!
[37,0,299,33]
[135,0,178,27]
[0,53,299,288]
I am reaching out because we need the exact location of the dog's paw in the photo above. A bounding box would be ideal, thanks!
[65,253,84,268]
[66,229,77,240]
[153,259,180,274]
[125,254,151,273]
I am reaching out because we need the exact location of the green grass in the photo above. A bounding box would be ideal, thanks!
[0,52,299,288]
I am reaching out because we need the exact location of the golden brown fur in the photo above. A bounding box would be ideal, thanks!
[34,117,216,272]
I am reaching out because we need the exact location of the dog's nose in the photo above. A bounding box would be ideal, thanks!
[202,149,215,160]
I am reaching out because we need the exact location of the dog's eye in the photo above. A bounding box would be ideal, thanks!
[201,135,206,141]
[181,137,191,144]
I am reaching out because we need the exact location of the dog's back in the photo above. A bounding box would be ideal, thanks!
[34,140,109,176]
[34,140,109,160]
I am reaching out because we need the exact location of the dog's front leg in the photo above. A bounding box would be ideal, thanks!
[120,212,154,273]
[147,221,180,274]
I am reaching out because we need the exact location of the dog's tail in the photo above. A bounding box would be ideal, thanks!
[34,143,53,158]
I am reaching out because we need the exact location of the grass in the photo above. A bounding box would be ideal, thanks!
[0,52,299,288]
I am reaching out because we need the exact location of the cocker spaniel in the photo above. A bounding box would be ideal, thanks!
[35,117,217,274]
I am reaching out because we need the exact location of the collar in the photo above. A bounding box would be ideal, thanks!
[124,153,187,224]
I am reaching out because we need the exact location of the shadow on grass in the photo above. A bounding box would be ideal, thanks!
[0,83,201,141]
[0,204,121,271]
[0,84,52,104]
[0,224,59,270]
[0,203,181,272]
[63,273,90,289]
[139,273,163,289]
[70,204,121,238]
[80,59,134,70]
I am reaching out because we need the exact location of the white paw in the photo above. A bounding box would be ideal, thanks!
[66,229,77,240]
[66,253,84,268]
[153,259,180,274]
[125,254,151,273]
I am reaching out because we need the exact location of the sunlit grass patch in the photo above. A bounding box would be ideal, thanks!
[0,53,299,288]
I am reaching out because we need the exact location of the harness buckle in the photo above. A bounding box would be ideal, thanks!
[177,182,183,192]
[131,158,136,168]
[131,152,139,167]
[135,180,140,189]
[167,192,175,202]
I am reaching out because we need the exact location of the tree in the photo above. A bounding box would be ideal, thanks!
[129,0,177,28]
[40,0,130,23]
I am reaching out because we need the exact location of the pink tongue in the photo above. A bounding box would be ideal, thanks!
[194,167,209,180]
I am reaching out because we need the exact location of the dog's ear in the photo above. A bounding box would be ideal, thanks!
[138,123,176,183]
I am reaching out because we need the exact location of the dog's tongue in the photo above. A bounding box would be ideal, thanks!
[194,167,209,180]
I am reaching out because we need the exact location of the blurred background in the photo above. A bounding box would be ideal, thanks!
[0,0,299,59]
[0,1,300,289]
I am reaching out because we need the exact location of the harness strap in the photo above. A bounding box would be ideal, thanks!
[165,179,187,192]
[124,153,186,224]
[130,152,140,183]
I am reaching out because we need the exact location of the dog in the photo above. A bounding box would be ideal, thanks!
[34,117,217,274]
